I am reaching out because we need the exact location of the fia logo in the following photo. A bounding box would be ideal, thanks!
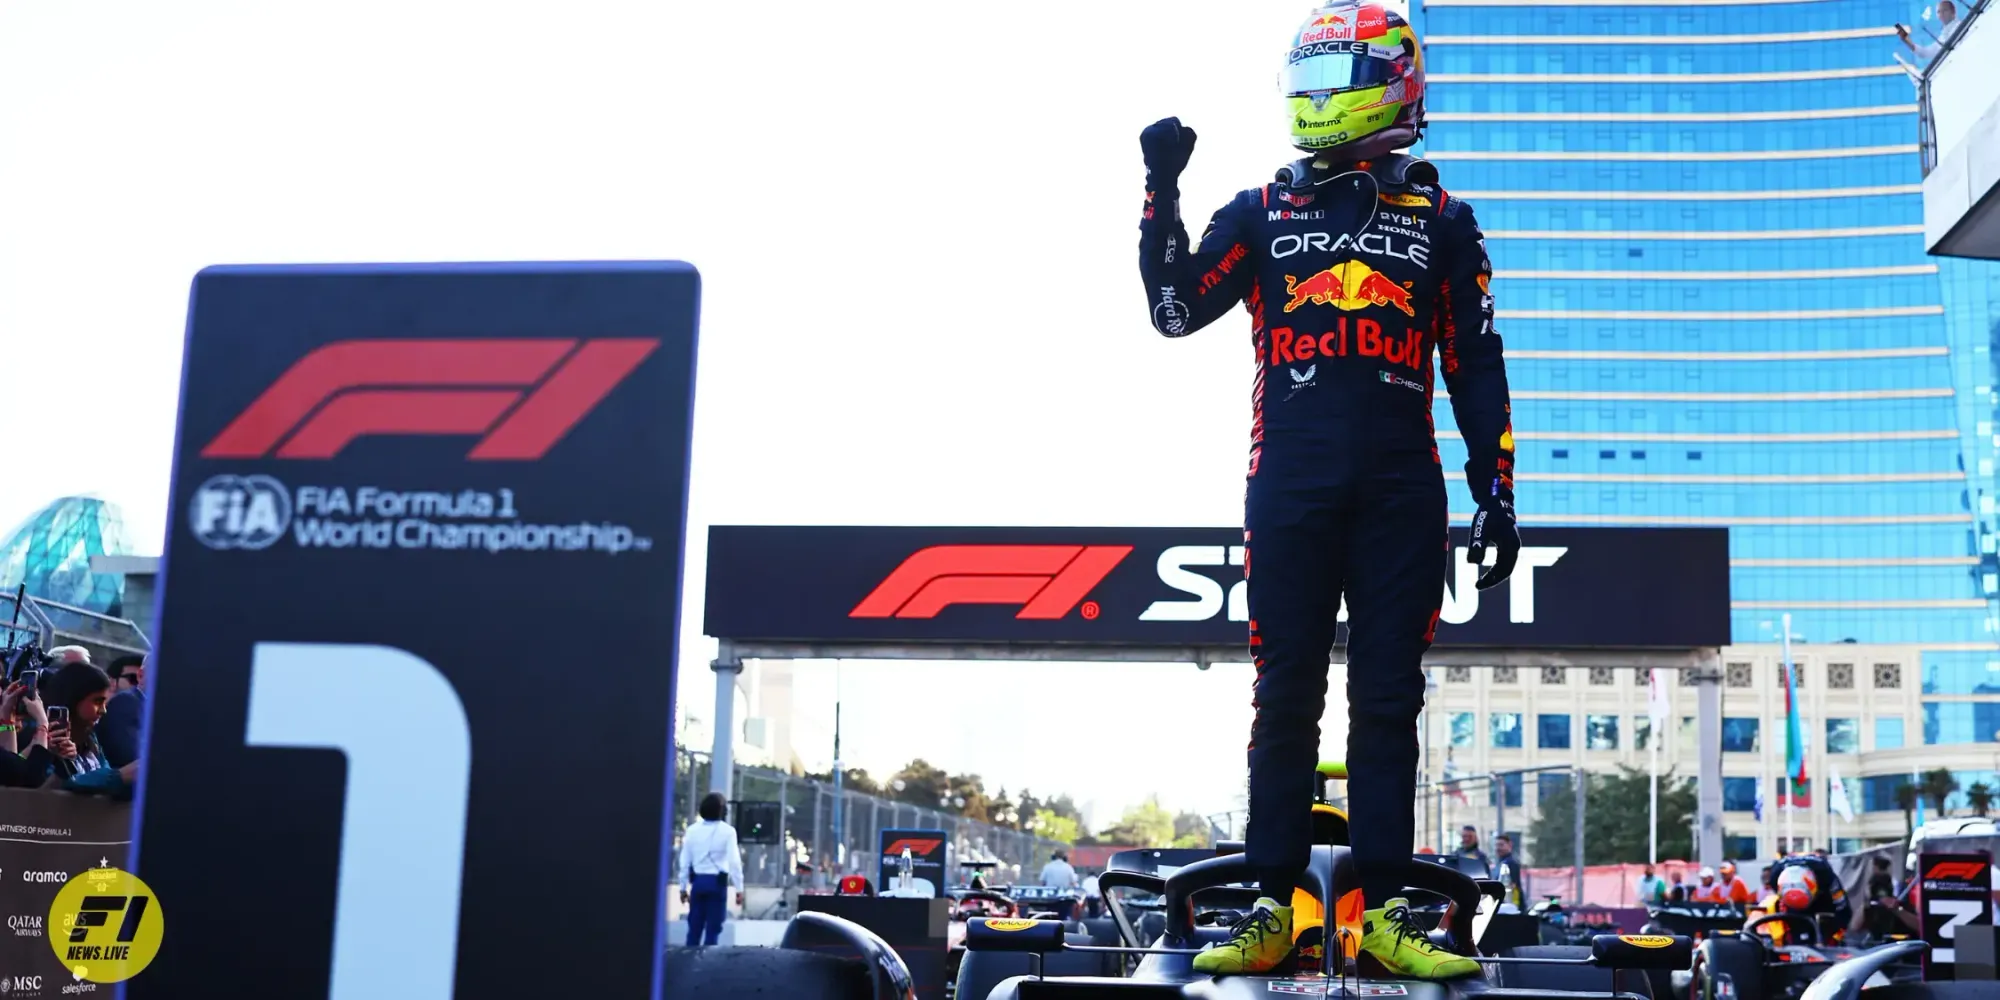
[189,475,292,550]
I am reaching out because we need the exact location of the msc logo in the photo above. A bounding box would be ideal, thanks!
[2,975,42,993]
[1925,861,1987,882]
[852,546,1132,620]
[189,474,292,550]
[882,838,944,857]
[200,338,658,461]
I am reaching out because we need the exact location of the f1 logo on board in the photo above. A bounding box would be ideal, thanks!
[200,338,658,461]
[882,838,944,857]
[851,545,1132,620]
[1926,862,1988,882]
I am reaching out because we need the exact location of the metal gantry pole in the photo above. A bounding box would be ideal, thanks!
[1573,766,1586,905]
[709,642,742,796]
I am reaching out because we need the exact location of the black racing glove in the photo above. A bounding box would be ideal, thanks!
[1140,117,1198,189]
[1467,479,1520,591]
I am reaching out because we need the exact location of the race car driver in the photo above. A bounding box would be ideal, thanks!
[1770,854,1852,943]
[1137,1,1519,980]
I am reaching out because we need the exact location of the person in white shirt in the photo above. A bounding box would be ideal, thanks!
[1040,849,1078,890]
[1899,0,1961,61]
[1082,871,1104,918]
[677,792,745,947]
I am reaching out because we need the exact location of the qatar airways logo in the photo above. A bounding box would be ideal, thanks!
[1139,544,1568,623]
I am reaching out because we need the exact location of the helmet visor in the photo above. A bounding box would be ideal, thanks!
[1284,41,1402,97]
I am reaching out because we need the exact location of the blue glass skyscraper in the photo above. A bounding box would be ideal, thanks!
[1419,0,2000,726]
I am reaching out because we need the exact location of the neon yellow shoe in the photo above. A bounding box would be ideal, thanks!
[1359,898,1479,979]
[1191,898,1294,975]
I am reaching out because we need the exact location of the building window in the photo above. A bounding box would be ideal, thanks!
[1541,666,1567,685]
[1832,838,1865,854]
[1539,714,1573,749]
[1445,666,1471,683]
[1687,451,1703,460]
[1825,718,1859,755]
[1680,668,1700,686]
[1722,776,1758,812]
[1588,666,1614,685]
[1634,717,1652,750]
[1599,450,1616,459]
[1828,664,1854,689]
[1678,716,1698,752]
[1538,771,1571,802]
[1494,666,1519,684]
[1491,772,1524,808]
[1450,712,1475,748]
[1586,714,1619,750]
[1788,663,1806,689]
[1723,836,1759,860]
[1630,450,1646,459]
[1876,717,1905,750]
[1874,664,1903,689]
[1553,449,1570,459]
[1492,713,1524,749]
[1726,663,1753,688]
[1722,717,1760,752]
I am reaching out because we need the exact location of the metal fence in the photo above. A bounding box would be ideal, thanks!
[670,747,1069,888]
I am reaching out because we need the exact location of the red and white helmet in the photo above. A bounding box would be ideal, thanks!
[1777,864,1817,912]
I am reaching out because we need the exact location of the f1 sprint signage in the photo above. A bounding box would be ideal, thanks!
[137,263,699,1000]
[705,525,1730,648]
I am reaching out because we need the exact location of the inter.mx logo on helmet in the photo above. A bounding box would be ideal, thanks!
[200,338,658,461]
[850,545,1132,620]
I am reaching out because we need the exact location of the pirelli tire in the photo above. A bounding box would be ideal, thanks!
[1689,935,1762,1000]
[660,945,872,999]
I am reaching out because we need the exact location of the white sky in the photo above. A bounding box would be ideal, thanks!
[0,0,1366,819]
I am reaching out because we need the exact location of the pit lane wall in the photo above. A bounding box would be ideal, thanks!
[0,789,132,994]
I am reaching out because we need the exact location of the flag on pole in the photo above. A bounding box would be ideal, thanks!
[1442,751,1471,805]
[1647,667,1672,734]
[1828,765,1856,822]
[1781,632,1808,801]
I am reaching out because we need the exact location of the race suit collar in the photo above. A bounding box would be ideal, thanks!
[1276,152,1437,194]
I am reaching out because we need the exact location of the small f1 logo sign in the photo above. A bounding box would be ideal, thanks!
[882,838,943,857]
[1927,861,1988,882]
[201,338,658,460]
[850,545,1132,620]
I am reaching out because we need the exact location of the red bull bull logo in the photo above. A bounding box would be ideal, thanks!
[1282,260,1417,316]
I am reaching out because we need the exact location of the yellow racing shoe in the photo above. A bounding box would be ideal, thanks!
[1191,898,1294,975]
[1359,898,1480,979]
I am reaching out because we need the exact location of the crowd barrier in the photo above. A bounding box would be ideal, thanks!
[0,789,132,992]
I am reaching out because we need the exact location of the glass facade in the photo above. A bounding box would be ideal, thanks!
[1493,711,1525,747]
[1421,1,2000,693]
[1539,712,1573,748]
[0,496,135,615]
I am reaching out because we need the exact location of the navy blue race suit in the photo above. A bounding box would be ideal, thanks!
[1138,154,1514,908]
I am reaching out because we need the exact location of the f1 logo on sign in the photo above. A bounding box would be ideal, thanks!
[850,545,1133,620]
[200,338,657,460]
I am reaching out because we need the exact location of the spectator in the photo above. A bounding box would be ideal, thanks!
[1636,863,1668,905]
[676,792,744,947]
[47,645,92,667]
[1083,870,1103,918]
[1812,847,1830,860]
[1689,867,1728,903]
[1899,1,1962,61]
[0,678,59,787]
[1453,825,1489,867]
[1667,869,1687,903]
[1041,849,1078,889]
[98,654,147,768]
[39,661,114,780]
[1719,861,1755,904]
[1493,834,1524,906]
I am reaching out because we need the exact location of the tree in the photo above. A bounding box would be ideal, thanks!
[1029,813,1082,845]
[988,787,1019,828]
[1172,810,1212,849]
[1921,767,1960,819]
[1895,782,1919,845]
[1098,796,1176,847]
[805,767,882,797]
[1969,782,1994,818]
[1529,766,1697,865]
[948,772,993,822]
[889,758,950,809]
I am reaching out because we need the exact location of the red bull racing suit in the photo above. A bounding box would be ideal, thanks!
[1138,154,1514,907]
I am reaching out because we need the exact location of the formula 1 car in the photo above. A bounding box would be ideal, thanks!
[952,840,1692,1000]
[1684,911,1926,1000]
[1799,939,1985,1000]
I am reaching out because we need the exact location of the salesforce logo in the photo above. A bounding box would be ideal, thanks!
[189,475,292,550]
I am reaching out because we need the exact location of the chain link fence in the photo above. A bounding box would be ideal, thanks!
[671,747,1069,888]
